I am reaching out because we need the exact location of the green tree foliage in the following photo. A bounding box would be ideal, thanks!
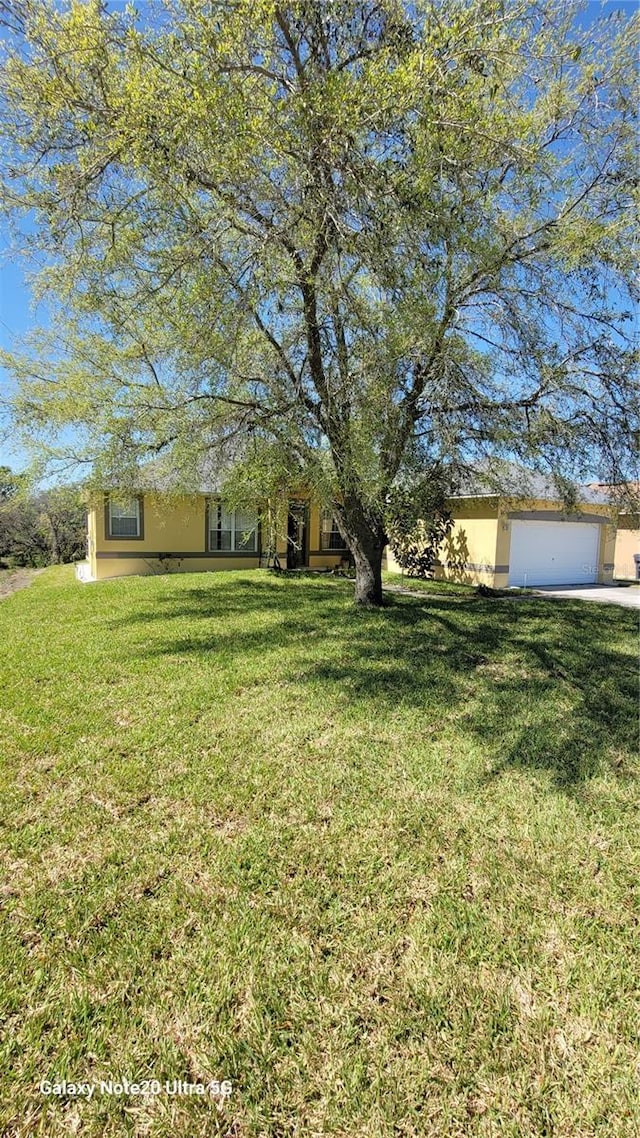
[0,1,637,603]
[0,466,19,502]
[38,485,87,565]
[0,476,86,567]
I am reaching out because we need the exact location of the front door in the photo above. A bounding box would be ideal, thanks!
[287,502,308,569]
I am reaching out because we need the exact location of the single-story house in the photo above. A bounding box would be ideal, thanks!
[77,490,350,583]
[76,465,637,588]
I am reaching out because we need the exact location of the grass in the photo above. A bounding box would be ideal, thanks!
[382,571,536,598]
[0,566,638,1138]
[382,570,477,596]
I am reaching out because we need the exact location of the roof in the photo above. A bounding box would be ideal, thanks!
[114,453,614,507]
[588,482,640,512]
[132,440,246,495]
[452,461,611,505]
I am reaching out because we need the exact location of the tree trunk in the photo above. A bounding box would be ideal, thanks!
[352,535,385,606]
[337,496,387,606]
[47,517,61,564]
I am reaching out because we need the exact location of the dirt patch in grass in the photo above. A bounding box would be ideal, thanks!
[0,567,46,601]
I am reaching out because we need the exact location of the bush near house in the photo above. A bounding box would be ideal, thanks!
[385,478,454,580]
[0,568,637,1138]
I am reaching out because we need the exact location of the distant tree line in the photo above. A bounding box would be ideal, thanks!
[0,468,86,568]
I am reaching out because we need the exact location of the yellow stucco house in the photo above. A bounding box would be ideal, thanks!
[613,514,640,581]
[586,483,640,582]
[77,490,350,583]
[76,467,637,589]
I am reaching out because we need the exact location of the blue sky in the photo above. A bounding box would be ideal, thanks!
[0,226,32,471]
[0,0,635,476]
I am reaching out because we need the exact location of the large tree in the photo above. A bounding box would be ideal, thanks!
[0,0,637,603]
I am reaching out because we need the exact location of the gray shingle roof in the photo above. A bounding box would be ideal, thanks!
[452,461,611,505]
[134,440,246,494]
[122,452,612,507]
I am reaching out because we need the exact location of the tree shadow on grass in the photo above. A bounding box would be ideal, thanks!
[470,607,638,789]
[109,577,357,661]
[110,576,349,625]
[114,576,638,792]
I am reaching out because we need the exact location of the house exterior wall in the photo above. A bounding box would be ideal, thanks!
[273,501,349,568]
[309,502,350,568]
[436,499,501,585]
[598,519,617,585]
[86,491,618,586]
[385,500,501,585]
[91,492,260,581]
[613,516,640,580]
[87,504,97,580]
[86,493,347,581]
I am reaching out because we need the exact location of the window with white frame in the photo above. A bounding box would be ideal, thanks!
[107,497,141,538]
[208,502,257,552]
[320,510,346,551]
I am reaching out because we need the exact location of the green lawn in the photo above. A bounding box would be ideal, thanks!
[1,567,638,1137]
[382,570,478,596]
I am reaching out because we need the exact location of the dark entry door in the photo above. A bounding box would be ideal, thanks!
[287,502,308,569]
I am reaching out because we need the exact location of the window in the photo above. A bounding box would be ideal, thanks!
[208,503,257,552]
[320,510,346,551]
[107,497,142,539]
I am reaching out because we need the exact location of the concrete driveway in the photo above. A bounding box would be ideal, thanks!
[533,584,640,608]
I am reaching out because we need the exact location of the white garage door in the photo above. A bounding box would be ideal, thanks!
[508,520,600,587]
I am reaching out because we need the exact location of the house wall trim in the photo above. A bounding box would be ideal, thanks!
[441,561,510,574]
[506,510,610,524]
[95,550,259,560]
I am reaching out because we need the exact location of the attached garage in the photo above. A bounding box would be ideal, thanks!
[508,520,600,587]
[387,471,617,589]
